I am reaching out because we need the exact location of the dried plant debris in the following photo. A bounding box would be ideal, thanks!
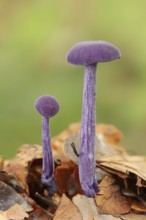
[0,171,23,193]
[54,160,83,196]
[0,181,32,211]
[72,194,123,220]
[3,144,43,191]
[95,176,131,217]
[97,154,146,180]
[54,194,82,220]
[2,204,29,220]
[73,194,100,220]
[1,123,146,218]
[4,144,42,168]
[64,133,121,165]
[52,122,124,163]
[121,213,146,220]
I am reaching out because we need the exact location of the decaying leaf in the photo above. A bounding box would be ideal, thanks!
[131,201,146,213]
[4,144,42,168]
[95,176,131,217]
[52,122,124,163]
[6,204,29,220]
[0,171,23,193]
[97,154,146,181]
[54,194,82,220]
[96,124,123,146]
[29,203,53,220]
[0,211,7,220]
[4,144,43,191]
[64,133,118,165]
[54,161,82,195]
[73,194,121,220]
[1,123,146,219]
[0,181,32,212]
[73,194,100,220]
[121,213,146,220]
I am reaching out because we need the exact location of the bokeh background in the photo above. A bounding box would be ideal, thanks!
[1,0,146,158]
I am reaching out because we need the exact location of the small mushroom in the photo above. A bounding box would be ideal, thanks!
[67,41,121,197]
[35,95,59,195]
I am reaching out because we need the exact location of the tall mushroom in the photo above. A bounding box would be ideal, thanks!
[35,95,60,195]
[67,41,121,197]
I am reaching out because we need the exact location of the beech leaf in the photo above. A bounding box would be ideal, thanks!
[53,194,82,220]
[95,176,131,217]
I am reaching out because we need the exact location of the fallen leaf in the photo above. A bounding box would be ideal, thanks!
[64,132,121,165]
[0,171,23,193]
[0,181,32,212]
[95,176,131,217]
[131,201,146,213]
[54,161,77,195]
[121,213,146,220]
[98,154,146,181]
[52,122,124,163]
[4,144,43,192]
[0,211,7,220]
[6,204,29,220]
[29,203,53,220]
[96,124,123,146]
[73,194,100,220]
[54,194,82,220]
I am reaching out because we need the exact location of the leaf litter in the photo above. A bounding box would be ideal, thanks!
[0,123,146,219]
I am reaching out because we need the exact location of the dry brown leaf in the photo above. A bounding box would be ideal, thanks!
[131,201,146,213]
[0,171,23,193]
[4,144,43,191]
[98,154,146,181]
[95,176,131,217]
[52,122,124,163]
[64,132,123,165]
[73,194,100,220]
[0,211,7,220]
[99,215,121,220]
[29,203,53,220]
[53,194,82,220]
[96,124,123,145]
[67,123,123,146]
[0,181,32,212]
[73,194,122,220]
[6,204,29,220]
[54,161,83,195]
[5,144,42,166]
[121,213,146,220]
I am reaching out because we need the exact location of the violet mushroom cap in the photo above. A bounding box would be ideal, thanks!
[67,41,121,65]
[67,41,121,197]
[35,95,59,195]
[35,95,60,118]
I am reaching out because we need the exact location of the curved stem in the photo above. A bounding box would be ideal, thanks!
[42,116,57,195]
[79,64,99,197]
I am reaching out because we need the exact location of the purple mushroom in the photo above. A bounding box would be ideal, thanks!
[35,95,59,195]
[67,41,121,197]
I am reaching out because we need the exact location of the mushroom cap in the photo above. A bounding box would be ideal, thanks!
[35,95,59,118]
[67,41,121,66]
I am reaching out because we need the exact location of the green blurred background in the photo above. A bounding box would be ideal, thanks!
[1,0,146,158]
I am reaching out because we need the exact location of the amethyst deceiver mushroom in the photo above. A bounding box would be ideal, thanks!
[35,95,59,195]
[67,41,121,197]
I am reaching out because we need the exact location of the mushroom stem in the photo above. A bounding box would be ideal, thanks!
[42,116,57,195]
[79,64,99,197]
